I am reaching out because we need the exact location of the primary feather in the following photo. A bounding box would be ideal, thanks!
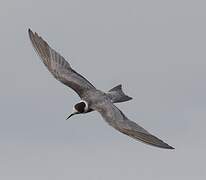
[28,29,95,98]
[91,99,174,149]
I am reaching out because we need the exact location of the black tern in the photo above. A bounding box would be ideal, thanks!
[28,29,174,149]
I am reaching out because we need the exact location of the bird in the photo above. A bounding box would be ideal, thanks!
[28,29,174,149]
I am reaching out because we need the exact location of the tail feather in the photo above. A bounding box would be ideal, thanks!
[107,84,132,103]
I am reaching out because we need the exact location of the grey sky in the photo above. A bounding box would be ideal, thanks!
[0,0,206,179]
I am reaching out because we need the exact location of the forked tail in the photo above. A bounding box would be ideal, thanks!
[107,84,132,103]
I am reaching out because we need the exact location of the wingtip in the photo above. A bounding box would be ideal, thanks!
[127,96,133,100]
[163,144,175,150]
[28,28,32,34]
[28,28,33,39]
[168,146,175,150]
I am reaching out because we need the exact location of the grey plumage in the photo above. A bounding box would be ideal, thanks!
[91,97,174,149]
[107,84,133,103]
[28,29,95,98]
[28,29,174,149]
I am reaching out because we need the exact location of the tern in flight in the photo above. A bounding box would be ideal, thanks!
[28,29,174,149]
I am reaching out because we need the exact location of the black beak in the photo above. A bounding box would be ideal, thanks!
[66,112,78,120]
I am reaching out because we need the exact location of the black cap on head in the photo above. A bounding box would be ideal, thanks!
[74,102,86,113]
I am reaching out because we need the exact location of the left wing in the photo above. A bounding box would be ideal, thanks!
[92,100,174,149]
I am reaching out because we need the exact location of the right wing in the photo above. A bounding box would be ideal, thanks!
[28,29,95,98]
[92,100,174,149]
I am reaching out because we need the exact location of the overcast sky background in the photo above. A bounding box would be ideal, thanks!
[0,0,206,179]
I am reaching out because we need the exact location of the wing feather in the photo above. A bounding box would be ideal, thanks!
[93,100,174,149]
[28,29,95,98]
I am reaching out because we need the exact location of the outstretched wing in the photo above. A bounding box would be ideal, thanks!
[93,100,174,149]
[28,29,95,98]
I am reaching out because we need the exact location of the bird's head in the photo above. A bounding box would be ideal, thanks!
[66,100,89,119]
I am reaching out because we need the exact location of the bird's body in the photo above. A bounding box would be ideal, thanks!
[28,29,174,149]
